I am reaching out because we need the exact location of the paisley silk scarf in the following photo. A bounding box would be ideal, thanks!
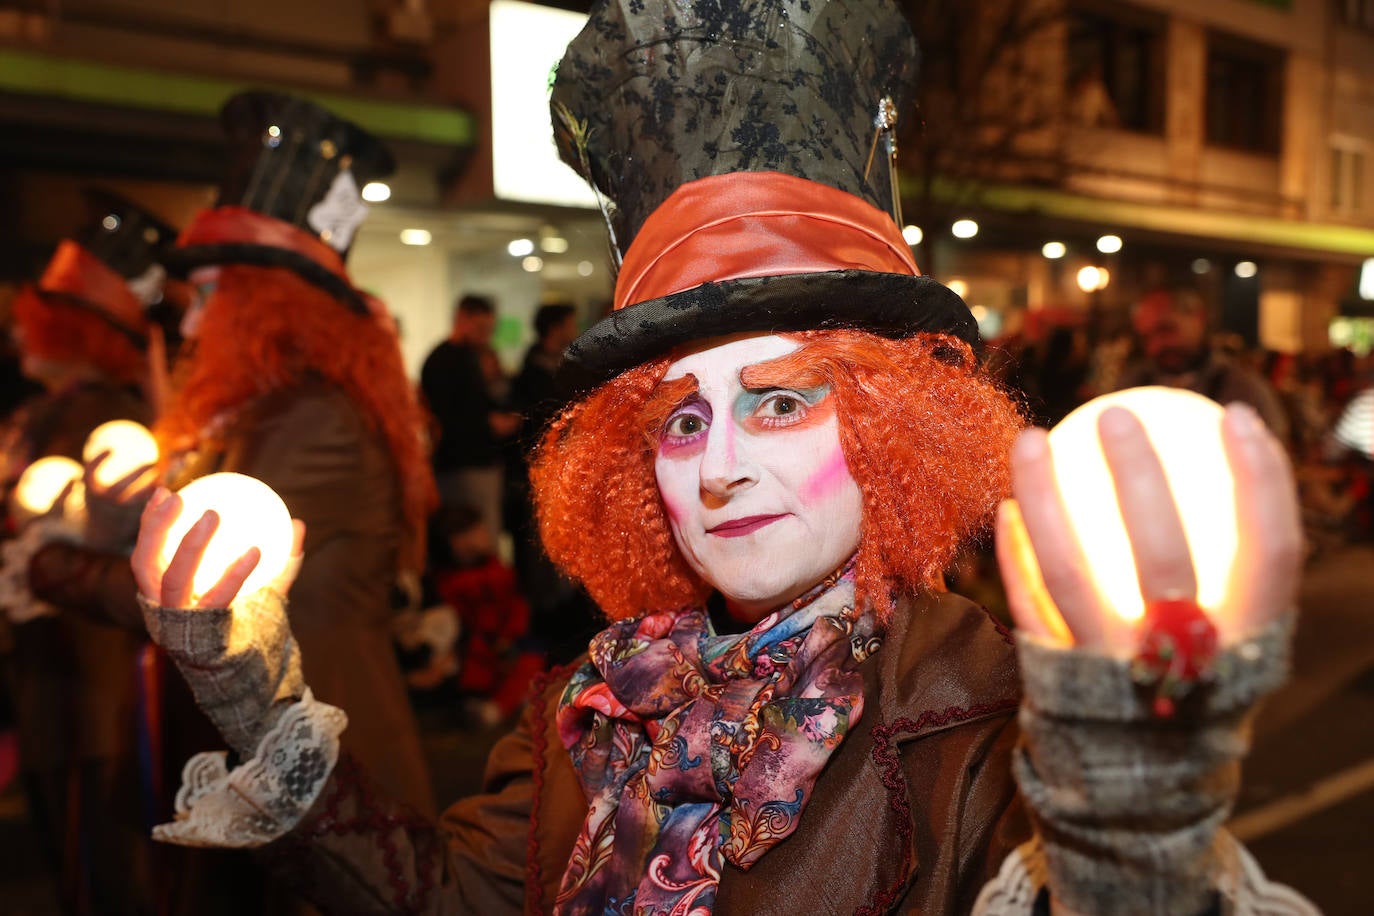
[554,562,880,915]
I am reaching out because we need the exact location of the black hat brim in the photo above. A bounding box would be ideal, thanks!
[163,243,369,315]
[558,271,980,394]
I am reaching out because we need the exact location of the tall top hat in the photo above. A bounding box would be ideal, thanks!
[34,189,177,346]
[552,0,977,391]
[165,91,395,314]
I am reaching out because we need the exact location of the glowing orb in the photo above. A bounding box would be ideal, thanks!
[1047,387,1237,622]
[159,473,294,601]
[82,420,159,488]
[13,456,84,523]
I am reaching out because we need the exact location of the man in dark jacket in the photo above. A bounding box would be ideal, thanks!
[422,295,520,543]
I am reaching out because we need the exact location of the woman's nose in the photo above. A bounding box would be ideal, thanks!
[698,419,759,498]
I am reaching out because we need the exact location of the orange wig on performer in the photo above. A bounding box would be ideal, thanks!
[531,330,1024,622]
[157,265,437,568]
[11,287,146,386]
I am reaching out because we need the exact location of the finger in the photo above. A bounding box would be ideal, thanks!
[140,487,173,523]
[109,462,158,501]
[269,519,308,595]
[198,547,261,608]
[53,479,77,514]
[84,449,112,487]
[995,500,1072,645]
[130,490,180,599]
[1098,407,1198,603]
[289,518,306,558]
[160,510,220,608]
[1221,404,1303,639]
[1010,428,1122,650]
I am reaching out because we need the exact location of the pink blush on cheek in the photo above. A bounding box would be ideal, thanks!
[658,487,687,524]
[799,445,854,505]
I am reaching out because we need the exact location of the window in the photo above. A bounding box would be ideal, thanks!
[1205,33,1284,154]
[1335,0,1374,31]
[1066,3,1167,134]
[1331,139,1368,214]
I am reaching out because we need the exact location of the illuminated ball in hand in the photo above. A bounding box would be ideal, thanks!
[13,456,85,524]
[83,420,159,488]
[159,472,294,601]
[1046,387,1237,622]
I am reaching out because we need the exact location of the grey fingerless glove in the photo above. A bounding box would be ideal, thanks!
[140,589,305,758]
[1013,615,1294,916]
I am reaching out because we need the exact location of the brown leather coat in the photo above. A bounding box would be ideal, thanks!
[5,380,150,767]
[264,591,1030,915]
[31,378,435,816]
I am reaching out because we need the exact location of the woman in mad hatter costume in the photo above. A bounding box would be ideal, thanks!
[24,92,438,914]
[129,2,1313,913]
[1,190,167,914]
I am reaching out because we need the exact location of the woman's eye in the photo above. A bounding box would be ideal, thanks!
[757,393,806,420]
[665,413,706,437]
[768,396,798,416]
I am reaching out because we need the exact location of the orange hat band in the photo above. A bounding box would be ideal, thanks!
[177,206,348,280]
[37,240,146,333]
[614,171,918,310]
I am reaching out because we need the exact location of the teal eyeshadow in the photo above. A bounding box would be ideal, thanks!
[732,385,830,422]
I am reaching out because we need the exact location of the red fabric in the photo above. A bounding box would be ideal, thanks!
[176,206,348,282]
[37,240,145,332]
[614,171,918,309]
[437,557,543,716]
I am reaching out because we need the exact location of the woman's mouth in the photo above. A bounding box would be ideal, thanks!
[707,514,788,537]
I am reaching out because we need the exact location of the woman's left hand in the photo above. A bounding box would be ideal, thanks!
[995,402,1303,653]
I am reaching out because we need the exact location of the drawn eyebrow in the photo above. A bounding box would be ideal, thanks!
[738,349,828,391]
[639,373,701,438]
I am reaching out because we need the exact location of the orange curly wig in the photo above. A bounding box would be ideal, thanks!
[157,265,437,569]
[11,286,146,386]
[531,330,1025,622]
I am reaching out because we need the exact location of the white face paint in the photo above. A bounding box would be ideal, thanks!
[653,334,863,623]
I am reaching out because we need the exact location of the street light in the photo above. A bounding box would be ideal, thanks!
[1076,266,1110,293]
[1042,241,1067,260]
[1097,234,1123,254]
[1235,261,1258,279]
[951,219,979,239]
[902,224,924,246]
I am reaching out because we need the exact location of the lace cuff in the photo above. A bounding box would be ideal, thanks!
[0,515,81,623]
[153,689,347,849]
[973,835,1318,915]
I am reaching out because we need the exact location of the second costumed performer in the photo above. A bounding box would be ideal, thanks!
[132,1,1314,913]
[27,94,437,822]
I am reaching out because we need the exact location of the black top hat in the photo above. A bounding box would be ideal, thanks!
[552,0,977,391]
[165,91,395,314]
[34,189,178,346]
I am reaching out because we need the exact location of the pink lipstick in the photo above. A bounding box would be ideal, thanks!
[707,514,787,537]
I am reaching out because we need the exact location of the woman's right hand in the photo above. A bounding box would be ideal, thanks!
[132,487,305,609]
[82,450,159,552]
